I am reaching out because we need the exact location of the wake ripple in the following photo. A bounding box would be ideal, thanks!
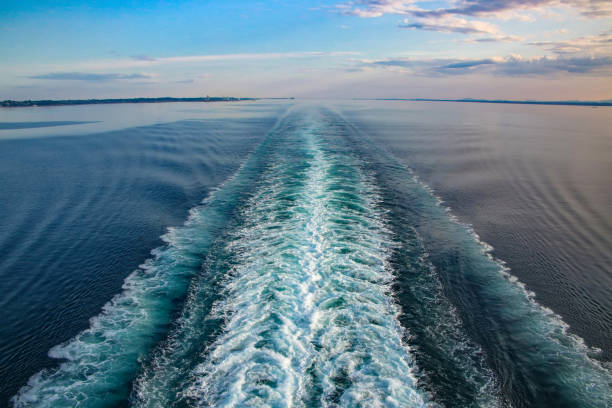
[11,138,268,407]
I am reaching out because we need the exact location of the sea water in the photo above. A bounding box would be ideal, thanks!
[1,101,610,407]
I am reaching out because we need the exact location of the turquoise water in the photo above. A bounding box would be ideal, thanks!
[1,103,610,407]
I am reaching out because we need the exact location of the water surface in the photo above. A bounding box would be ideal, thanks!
[338,100,612,359]
[1,101,610,407]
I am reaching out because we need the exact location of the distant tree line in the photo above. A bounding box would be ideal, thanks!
[355,98,612,107]
[1,97,257,107]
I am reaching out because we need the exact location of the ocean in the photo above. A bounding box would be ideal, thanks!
[0,101,610,407]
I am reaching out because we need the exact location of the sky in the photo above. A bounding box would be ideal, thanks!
[1,0,611,100]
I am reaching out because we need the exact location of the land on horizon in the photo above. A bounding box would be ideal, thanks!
[2,96,610,108]
[0,97,264,108]
[355,98,612,107]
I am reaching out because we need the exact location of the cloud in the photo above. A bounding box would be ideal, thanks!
[29,72,151,81]
[528,30,612,56]
[336,0,612,19]
[399,15,499,34]
[336,0,418,17]
[360,54,612,76]
[152,51,358,64]
[439,0,612,18]
[494,54,612,74]
[398,15,524,41]
[65,51,359,71]
[467,35,523,42]
[131,55,157,61]
[334,1,608,49]
[338,2,519,38]
[440,59,497,68]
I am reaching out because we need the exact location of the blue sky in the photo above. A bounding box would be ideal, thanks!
[1,0,611,99]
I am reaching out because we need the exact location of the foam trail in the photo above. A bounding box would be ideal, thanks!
[176,111,426,407]
[11,137,270,408]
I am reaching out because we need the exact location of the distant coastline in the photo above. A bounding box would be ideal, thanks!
[0,97,267,108]
[356,98,612,107]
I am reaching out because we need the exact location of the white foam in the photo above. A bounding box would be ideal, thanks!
[182,113,428,407]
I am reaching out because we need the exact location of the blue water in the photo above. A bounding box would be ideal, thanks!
[338,100,612,359]
[0,102,610,407]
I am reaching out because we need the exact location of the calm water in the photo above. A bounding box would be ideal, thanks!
[338,101,612,358]
[0,101,610,407]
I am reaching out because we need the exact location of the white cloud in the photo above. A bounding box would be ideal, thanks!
[336,0,419,17]
[399,15,500,34]
[529,30,612,56]
[359,53,612,76]
[61,51,360,71]
[335,0,612,19]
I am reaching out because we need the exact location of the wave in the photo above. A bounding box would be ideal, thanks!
[332,107,612,407]
[11,125,274,407]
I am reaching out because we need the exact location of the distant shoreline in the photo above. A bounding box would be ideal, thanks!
[3,97,608,108]
[355,98,612,107]
[0,97,283,108]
